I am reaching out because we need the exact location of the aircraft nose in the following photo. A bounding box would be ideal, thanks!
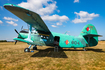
[14,29,22,38]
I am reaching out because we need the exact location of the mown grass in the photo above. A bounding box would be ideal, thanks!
[0,41,105,70]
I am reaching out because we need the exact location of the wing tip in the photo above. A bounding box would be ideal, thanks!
[3,3,29,11]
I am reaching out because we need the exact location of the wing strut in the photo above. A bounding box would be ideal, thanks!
[25,24,33,42]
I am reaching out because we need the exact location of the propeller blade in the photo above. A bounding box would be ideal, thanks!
[14,29,22,38]
[14,40,17,45]
[14,29,19,34]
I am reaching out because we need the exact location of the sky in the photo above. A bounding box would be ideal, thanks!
[0,0,105,41]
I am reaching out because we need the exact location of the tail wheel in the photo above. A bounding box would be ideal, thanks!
[24,48,30,52]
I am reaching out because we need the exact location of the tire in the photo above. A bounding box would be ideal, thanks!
[24,48,30,52]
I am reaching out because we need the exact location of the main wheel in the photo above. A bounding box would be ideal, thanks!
[24,48,30,52]
[33,47,37,50]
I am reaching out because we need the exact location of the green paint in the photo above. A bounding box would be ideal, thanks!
[4,3,101,49]
[13,24,99,48]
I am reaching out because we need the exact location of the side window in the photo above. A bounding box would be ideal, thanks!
[41,35,49,39]
[31,30,37,34]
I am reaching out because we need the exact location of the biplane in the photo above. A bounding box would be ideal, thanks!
[4,3,102,52]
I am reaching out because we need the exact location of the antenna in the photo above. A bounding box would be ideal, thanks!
[21,26,23,30]
[64,31,70,35]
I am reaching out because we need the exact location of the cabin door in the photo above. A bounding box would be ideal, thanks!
[54,36,60,46]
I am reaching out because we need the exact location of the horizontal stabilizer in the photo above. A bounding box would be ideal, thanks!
[13,38,34,45]
[83,34,102,37]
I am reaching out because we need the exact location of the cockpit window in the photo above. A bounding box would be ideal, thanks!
[20,29,38,34]
[20,30,28,33]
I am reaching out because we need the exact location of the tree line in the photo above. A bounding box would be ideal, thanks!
[0,40,7,42]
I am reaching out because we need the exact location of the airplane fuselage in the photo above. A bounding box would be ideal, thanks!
[18,31,89,48]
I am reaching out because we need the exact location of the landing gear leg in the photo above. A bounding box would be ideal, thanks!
[83,47,86,51]
[74,48,76,50]
[33,45,37,50]
[54,46,58,52]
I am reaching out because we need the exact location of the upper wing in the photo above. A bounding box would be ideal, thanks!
[4,3,50,33]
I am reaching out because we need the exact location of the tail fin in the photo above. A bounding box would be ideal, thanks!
[80,24,98,36]
[80,24,100,46]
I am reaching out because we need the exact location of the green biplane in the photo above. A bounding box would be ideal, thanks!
[4,3,102,52]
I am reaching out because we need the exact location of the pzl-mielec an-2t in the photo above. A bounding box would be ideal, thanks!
[4,3,102,52]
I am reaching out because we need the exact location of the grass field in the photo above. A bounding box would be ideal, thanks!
[0,41,105,70]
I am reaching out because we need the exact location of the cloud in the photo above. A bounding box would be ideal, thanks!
[56,22,62,25]
[42,14,69,26]
[6,21,18,26]
[57,10,60,13]
[18,0,69,27]
[3,17,18,21]
[18,0,57,15]
[42,14,69,22]
[0,6,3,10]
[0,20,3,24]
[72,11,99,23]
[4,17,18,26]
[51,25,57,27]
[74,0,79,3]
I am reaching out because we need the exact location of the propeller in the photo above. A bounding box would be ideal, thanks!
[14,29,19,34]
[14,25,28,45]
[14,29,20,45]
